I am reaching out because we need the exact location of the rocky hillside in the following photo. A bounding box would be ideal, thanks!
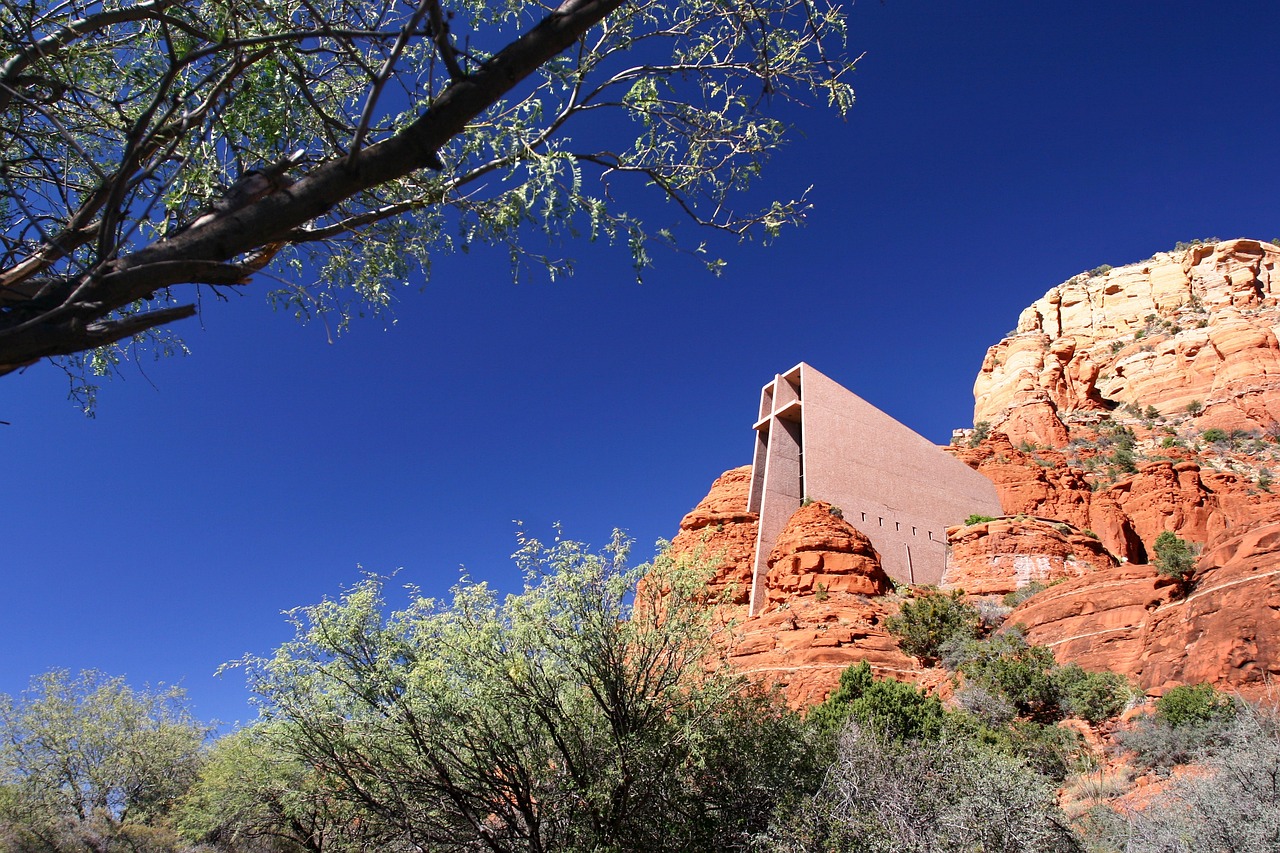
[670,238,1280,707]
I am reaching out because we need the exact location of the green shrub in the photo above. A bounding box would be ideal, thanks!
[1110,447,1137,473]
[968,421,991,447]
[1186,399,1204,416]
[1260,470,1273,492]
[1110,424,1137,449]
[1102,703,1280,848]
[1201,427,1228,443]
[1156,683,1238,728]
[1054,664,1131,724]
[807,661,946,743]
[971,719,1084,782]
[1114,714,1233,773]
[885,591,981,663]
[947,630,1061,720]
[1153,531,1196,579]
[964,513,996,526]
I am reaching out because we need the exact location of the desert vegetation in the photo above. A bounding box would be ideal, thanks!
[2,540,1273,853]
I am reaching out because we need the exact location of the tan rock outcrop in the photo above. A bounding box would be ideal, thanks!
[974,240,1280,438]
[942,516,1117,596]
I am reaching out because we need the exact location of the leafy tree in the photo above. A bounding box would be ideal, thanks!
[806,661,945,744]
[886,589,981,664]
[232,532,815,852]
[1153,530,1197,580]
[178,722,382,852]
[0,669,210,852]
[0,0,856,389]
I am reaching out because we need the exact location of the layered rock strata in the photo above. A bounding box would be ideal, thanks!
[941,516,1117,596]
[1014,514,1280,698]
[974,239,1280,445]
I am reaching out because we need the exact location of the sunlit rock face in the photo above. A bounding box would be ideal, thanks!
[941,516,1117,597]
[950,435,1280,565]
[974,239,1280,445]
[1015,514,1280,700]
[660,240,1280,708]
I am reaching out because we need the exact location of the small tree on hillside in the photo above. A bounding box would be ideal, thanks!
[806,661,946,744]
[1153,531,1197,581]
[885,590,981,664]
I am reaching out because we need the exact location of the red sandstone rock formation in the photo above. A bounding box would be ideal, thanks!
[658,240,1280,710]
[951,433,1280,563]
[941,516,1117,596]
[763,501,893,602]
[973,239,1280,444]
[1015,513,1280,699]
[668,465,758,605]
[666,472,920,707]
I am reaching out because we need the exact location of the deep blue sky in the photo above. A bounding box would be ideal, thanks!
[6,0,1280,726]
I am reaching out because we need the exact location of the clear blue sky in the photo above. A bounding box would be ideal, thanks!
[6,0,1280,727]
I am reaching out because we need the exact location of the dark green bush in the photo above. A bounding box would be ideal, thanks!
[964,514,996,526]
[1110,447,1137,473]
[973,719,1084,782]
[1201,427,1228,443]
[885,591,981,664]
[807,661,945,744]
[1153,531,1196,579]
[1156,683,1238,728]
[1054,664,1131,724]
[949,630,1061,720]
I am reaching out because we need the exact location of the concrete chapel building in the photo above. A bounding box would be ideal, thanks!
[747,363,1003,614]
